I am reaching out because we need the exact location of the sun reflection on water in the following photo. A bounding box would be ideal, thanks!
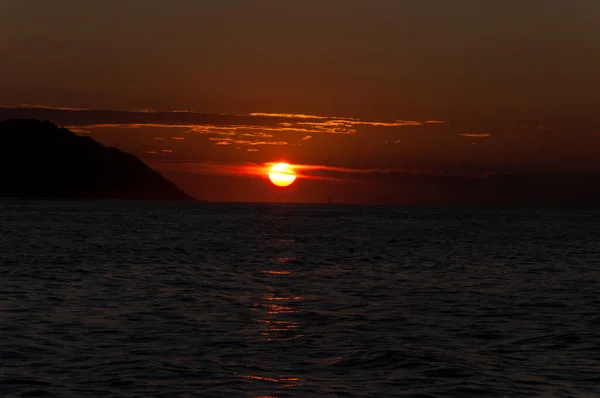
[252,290,303,339]
[253,257,303,342]
[271,256,296,263]
[259,270,291,275]
[238,254,304,395]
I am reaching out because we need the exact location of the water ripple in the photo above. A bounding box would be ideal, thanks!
[1,201,599,397]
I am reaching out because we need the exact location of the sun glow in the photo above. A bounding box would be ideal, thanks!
[269,163,296,187]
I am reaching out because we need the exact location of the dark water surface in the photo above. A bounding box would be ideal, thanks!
[2,200,600,397]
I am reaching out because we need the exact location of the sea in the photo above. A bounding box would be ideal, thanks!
[1,200,599,397]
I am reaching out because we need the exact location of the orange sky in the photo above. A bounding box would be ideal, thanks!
[1,1,599,204]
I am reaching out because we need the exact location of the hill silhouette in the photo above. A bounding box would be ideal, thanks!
[0,119,194,200]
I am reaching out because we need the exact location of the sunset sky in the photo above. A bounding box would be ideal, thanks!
[1,0,599,204]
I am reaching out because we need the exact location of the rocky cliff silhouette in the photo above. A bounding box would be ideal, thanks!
[0,119,194,200]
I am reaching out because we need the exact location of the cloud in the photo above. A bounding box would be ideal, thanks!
[460,133,491,138]
[247,148,259,152]
[170,136,186,140]
[286,164,497,181]
[153,162,269,177]
[191,129,236,136]
[302,135,312,141]
[241,132,273,138]
[244,141,288,146]
[209,137,288,146]
[142,149,177,156]
[14,104,91,111]
[67,128,91,134]
[291,164,380,174]
[248,112,332,119]
[0,105,445,136]
[151,161,496,183]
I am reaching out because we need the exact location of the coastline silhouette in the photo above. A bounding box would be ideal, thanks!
[0,119,193,201]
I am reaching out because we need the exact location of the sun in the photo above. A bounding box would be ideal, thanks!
[269,163,296,187]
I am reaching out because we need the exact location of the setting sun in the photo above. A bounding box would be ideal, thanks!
[268,163,296,187]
